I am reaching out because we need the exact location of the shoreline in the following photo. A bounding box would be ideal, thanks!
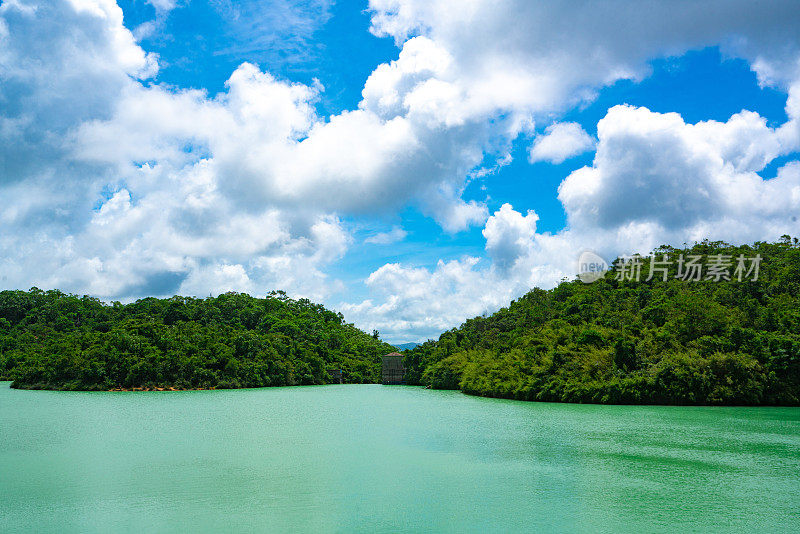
[4,381,798,406]
[6,381,371,392]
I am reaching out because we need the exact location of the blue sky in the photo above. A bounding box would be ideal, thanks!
[123,0,788,291]
[2,0,800,342]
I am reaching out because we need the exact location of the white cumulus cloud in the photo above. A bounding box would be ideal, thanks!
[365,226,408,245]
[529,122,595,164]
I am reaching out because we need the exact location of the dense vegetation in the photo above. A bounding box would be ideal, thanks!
[404,238,800,405]
[2,238,798,404]
[0,290,395,390]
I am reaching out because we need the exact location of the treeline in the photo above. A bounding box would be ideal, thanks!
[0,290,395,390]
[403,237,800,405]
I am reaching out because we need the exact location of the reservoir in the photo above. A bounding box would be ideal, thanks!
[1,381,798,532]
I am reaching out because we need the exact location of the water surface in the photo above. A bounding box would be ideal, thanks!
[1,382,798,532]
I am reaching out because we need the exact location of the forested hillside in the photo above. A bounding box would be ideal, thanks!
[3,238,799,403]
[403,238,800,405]
[0,290,395,390]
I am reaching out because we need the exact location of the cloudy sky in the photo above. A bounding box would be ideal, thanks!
[1,0,800,343]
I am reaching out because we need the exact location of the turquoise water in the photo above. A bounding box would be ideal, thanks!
[1,381,798,533]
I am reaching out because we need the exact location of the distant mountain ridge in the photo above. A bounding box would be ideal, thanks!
[395,342,420,351]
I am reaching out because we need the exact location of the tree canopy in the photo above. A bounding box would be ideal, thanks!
[2,238,798,404]
[0,290,395,390]
[402,238,800,405]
